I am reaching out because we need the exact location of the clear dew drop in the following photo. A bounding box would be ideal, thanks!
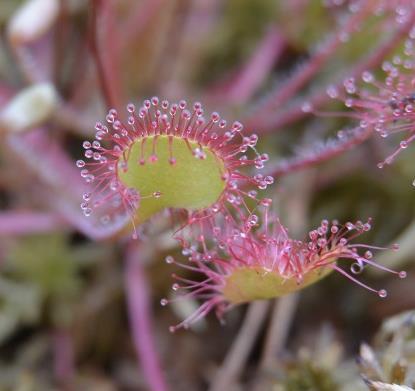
[378,289,387,298]
[345,222,354,230]
[364,251,373,259]
[301,102,313,113]
[350,262,364,274]
[326,85,338,98]
[362,71,374,83]
[400,140,408,149]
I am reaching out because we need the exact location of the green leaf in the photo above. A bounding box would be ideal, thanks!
[119,135,226,223]
[223,266,333,304]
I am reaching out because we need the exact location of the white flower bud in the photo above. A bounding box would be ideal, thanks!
[7,0,59,45]
[0,83,58,132]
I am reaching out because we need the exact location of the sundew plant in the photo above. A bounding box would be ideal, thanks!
[0,1,415,390]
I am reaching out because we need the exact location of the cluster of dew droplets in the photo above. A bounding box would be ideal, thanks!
[301,14,415,174]
[76,114,144,228]
[311,70,415,180]
[329,24,415,182]
[306,218,407,298]
[365,57,415,176]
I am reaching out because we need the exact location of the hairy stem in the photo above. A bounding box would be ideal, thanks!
[245,1,374,125]
[264,125,372,178]
[250,9,415,133]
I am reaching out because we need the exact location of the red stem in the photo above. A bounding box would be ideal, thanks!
[89,0,122,110]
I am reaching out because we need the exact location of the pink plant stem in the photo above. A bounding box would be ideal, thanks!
[160,0,222,98]
[209,301,270,391]
[119,0,165,49]
[52,329,75,384]
[0,211,65,235]
[208,26,286,105]
[251,10,415,133]
[264,125,372,178]
[244,2,374,125]
[89,0,122,110]
[124,242,168,391]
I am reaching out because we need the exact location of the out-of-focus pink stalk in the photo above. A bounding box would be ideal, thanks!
[89,0,121,110]
[7,129,85,197]
[0,84,16,105]
[7,128,126,240]
[244,1,374,125]
[208,27,286,105]
[124,242,168,391]
[0,211,65,235]
[160,0,222,99]
[52,329,75,384]
[90,0,124,111]
[249,9,415,133]
[119,0,165,49]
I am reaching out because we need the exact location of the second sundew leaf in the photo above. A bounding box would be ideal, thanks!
[118,135,226,224]
[164,208,407,332]
[78,97,273,238]
[222,266,333,304]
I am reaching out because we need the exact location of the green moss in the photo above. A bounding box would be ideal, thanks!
[118,135,227,223]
